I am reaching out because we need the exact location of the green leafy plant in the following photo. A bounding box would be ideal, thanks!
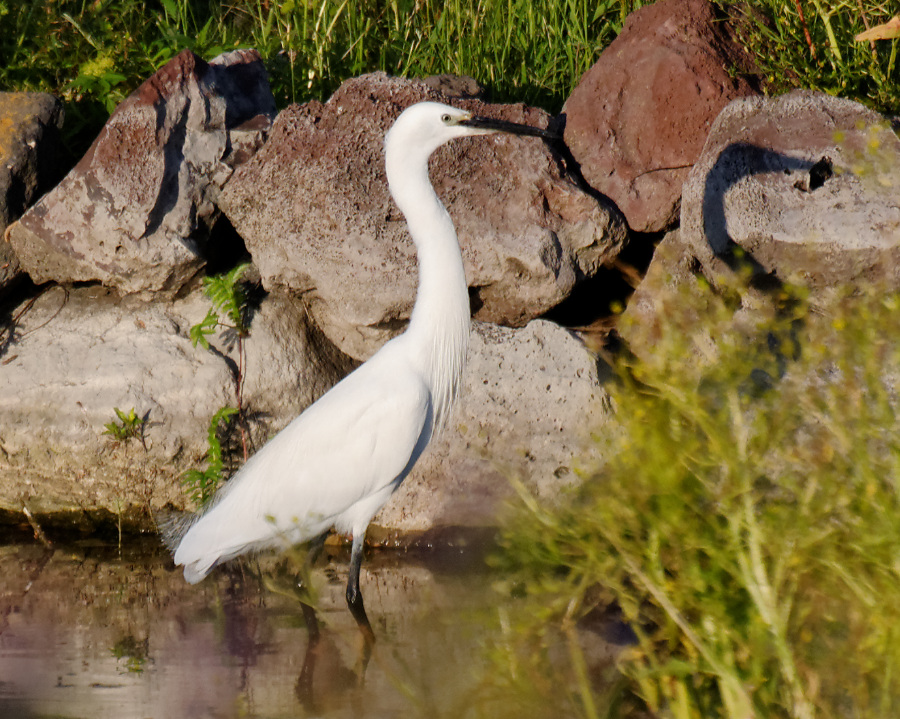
[182,406,239,507]
[66,54,129,115]
[191,261,253,460]
[182,261,256,507]
[495,274,900,718]
[190,261,252,350]
[102,406,148,548]
[102,406,145,443]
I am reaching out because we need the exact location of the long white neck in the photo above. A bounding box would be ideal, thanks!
[386,147,470,433]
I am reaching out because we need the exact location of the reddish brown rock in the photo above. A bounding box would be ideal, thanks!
[562,0,759,233]
[219,72,626,360]
[6,49,275,295]
[0,92,64,294]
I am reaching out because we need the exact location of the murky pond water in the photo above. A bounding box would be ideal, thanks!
[0,532,623,719]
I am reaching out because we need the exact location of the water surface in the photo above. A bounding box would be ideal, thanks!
[0,534,623,719]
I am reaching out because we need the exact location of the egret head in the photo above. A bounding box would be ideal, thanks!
[385,101,557,165]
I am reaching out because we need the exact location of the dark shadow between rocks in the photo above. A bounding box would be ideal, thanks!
[200,214,253,276]
[0,281,67,362]
[534,111,649,358]
[542,234,657,331]
[143,101,188,241]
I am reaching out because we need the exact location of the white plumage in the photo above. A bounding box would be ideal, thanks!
[172,101,553,626]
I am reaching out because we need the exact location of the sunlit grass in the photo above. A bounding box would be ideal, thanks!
[720,0,900,113]
[2,2,896,161]
[0,0,646,155]
[494,272,900,718]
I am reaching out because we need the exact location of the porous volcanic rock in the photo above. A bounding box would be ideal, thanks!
[375,319,611,533]
[0,284,349,517]
[6,49,275,295]
[681,90,900,287]
[616,228,708,362]
[0,92,64,294]
[219,72,626,360]
[562,0,758,233]
[0,281,610,534]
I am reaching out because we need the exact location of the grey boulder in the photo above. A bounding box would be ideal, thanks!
[681,90,900,288]
[375,319,610,533]
[219,72,626,360]
[0,284,348,518]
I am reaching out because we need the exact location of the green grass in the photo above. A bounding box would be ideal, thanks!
[721,0,899,114]
[0,0,645,156]
[2,1,896,160]
[494,271,900,718]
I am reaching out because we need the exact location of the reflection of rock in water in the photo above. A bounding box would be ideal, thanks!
[0,538,626,717]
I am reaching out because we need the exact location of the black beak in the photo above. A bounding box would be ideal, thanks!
[460,115,560,141]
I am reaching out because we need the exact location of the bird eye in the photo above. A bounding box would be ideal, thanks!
[441,113,453,124]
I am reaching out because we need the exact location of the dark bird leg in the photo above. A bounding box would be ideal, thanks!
[295,600,320,711]
[346,532,375,674]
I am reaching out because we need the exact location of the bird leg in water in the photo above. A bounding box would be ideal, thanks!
[346,532,376,668]
[295,601,320,710]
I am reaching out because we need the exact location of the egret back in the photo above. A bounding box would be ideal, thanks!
[174,345,432,582]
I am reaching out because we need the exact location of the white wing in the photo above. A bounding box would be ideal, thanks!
[174,350,432,582]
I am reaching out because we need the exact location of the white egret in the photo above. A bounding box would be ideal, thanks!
[172,101,555,630]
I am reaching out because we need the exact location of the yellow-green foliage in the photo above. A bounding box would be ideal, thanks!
[496,275,900,719]
[102,406,145,443]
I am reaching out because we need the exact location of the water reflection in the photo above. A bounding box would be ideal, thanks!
[0,535,624,719]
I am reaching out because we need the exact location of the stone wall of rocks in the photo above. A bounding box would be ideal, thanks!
[1,0,897,540]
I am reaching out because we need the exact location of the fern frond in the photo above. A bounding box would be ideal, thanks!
[201,262,251,335]
[206,406,239,472]
[182,405,240,507]
[189,309,219,349]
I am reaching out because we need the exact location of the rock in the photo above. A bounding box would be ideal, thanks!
[562,0,758,233]
[422,74,484,98]
[374,319,611,533]
[681,90,900,288]
[0,285,348,516]
[0,92,64,295]
[240,291,357,434]
[0,280,610,536]
[6,49,275,296]
[219,72,626,360]
[617,228,711,362]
